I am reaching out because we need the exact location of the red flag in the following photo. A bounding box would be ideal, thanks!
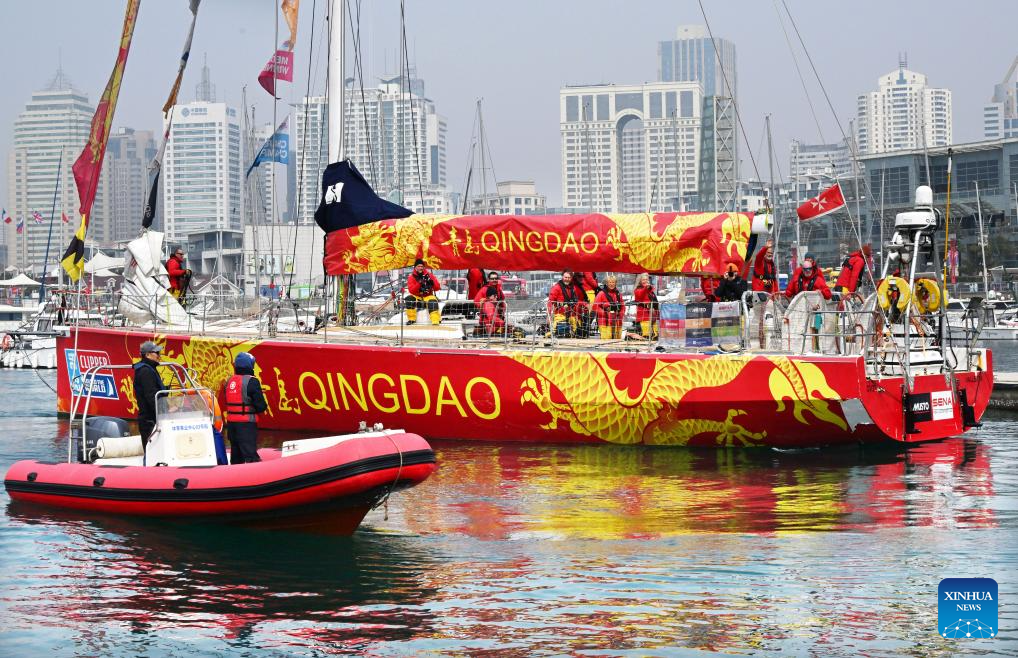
[257,49,293,96]
[61,212,70,224]
[63,0,140,281]
[796,183,846,221]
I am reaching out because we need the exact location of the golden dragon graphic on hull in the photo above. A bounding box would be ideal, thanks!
[505,352,848,446]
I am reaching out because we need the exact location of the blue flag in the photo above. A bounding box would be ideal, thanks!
[314,160,412,233]
[246,117,289,177]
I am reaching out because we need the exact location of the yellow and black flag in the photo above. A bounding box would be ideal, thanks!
[62,0,141,281]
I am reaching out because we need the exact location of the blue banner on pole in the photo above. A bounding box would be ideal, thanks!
[246,117,289,177]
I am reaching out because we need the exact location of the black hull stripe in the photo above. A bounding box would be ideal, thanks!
[4,449,435,504]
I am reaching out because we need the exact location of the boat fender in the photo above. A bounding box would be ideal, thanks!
[95,435,144,459]
[93,477,105,487]
[0,334,10,350]
[877,277,911,312]
[173,478,189,489]
[912,278,941,313]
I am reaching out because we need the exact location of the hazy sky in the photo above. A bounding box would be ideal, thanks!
[2,0,1016,214]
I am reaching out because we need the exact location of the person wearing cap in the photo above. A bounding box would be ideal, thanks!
[166,248,190,298]
[224,351,268,464]
[715,262,748,302]
[404,258,442,325]
[785,253,832,300]
[133,341,166,448]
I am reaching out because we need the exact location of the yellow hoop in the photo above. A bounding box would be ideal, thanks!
[877,276,911,312]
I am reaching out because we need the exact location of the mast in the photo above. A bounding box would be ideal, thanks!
[765,116,778,278]
[328,0,345,163]
[269,0,279,291]
[40,150,64,301]
[242,86,262,315]
[327,0,348,324]
[478,99,488,204]
[975,181,990,297]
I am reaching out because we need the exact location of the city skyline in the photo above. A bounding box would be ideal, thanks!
[0,0,1015,218]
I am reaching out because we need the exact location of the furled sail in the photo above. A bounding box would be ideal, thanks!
[323,211,756,276]
[316,161,761,275]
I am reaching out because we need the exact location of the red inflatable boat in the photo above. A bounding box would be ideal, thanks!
[5,362,436,534]
[4,430,436,533]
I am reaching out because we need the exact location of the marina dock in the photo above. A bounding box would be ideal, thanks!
[990,372,1018,410]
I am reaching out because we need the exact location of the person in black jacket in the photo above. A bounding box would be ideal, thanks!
[715,263,748,302]
[133,341,166,448]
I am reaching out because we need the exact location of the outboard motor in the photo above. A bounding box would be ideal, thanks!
[73,416,131,463]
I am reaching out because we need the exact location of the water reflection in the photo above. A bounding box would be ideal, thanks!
[1,369,1012,656]
[400,438,996,539]
[2,510,441,654]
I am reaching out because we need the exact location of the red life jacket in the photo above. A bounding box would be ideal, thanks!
[224,374,256,424]
[554,280,579,313]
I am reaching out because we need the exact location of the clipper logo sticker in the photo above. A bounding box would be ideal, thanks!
[939,578,997,639]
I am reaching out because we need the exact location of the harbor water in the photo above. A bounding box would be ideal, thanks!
[1,365,1016,656]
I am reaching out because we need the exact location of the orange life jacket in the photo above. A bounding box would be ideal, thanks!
[199,389,224,432]
[224,374,256,424]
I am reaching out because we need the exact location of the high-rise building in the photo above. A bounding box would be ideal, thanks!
[560,82,703,213]
[856,57,952,155]
[294,74,448,224]
[984,57,1018,139]
[789,138,856,188]
[107,127,158,243]
[6,68,111,271]
[657,25,737,101]
[162,101,243,242]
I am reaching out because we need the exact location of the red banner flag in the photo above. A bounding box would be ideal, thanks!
[62,0,140,281]
[257,49,293,96]
[796,183,846,221]
[324,211,755,276]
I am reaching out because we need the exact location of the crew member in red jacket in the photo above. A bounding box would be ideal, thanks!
[752,239,779,295]
[700,274,721,302]
[547,270,586,337]
[835,243,871,295]
[474,271,503,301]
[477,284,507,335]
[633,273,659,338]
[405,258,442,325]
[573,271,599,304]
[474,271,505,311]
[165,248,189,298]
[466,268,487,301]
[785,253,832,300]
[593,275,625,340]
